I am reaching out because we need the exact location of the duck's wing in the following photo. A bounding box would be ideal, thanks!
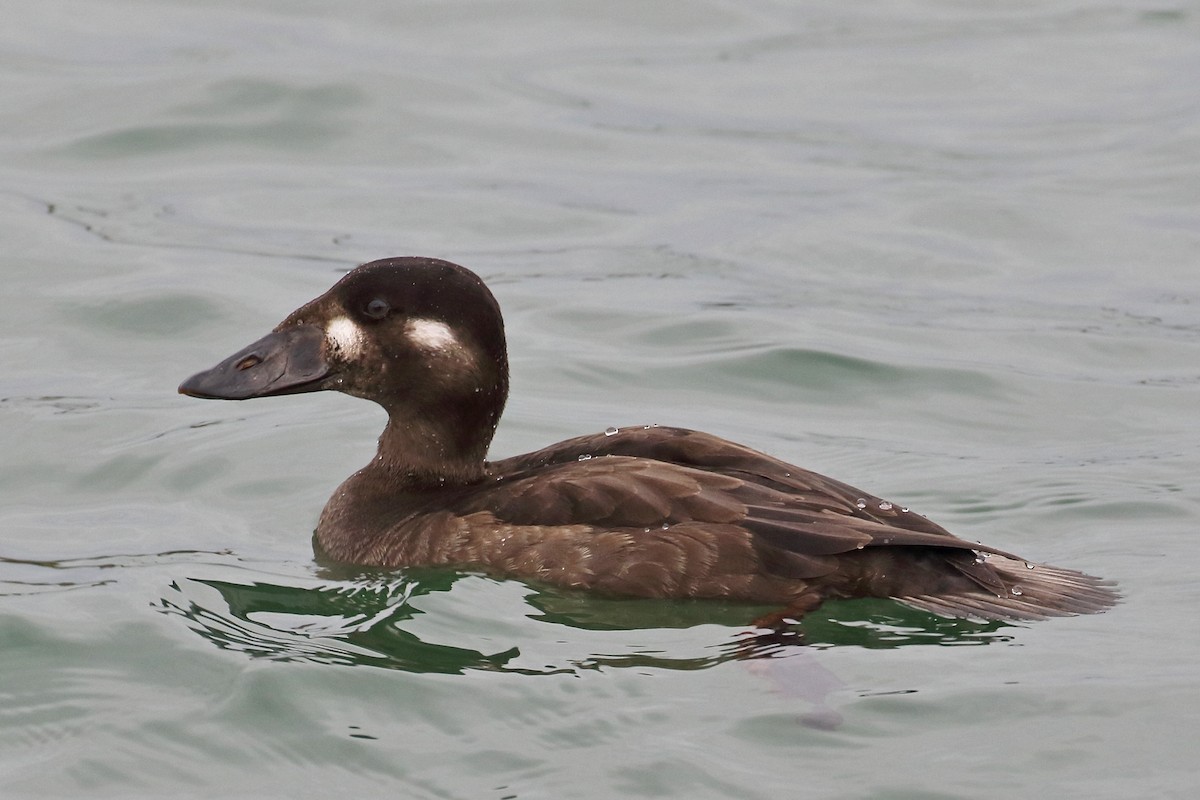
[480,427,1117,620]
[492,426,956,536]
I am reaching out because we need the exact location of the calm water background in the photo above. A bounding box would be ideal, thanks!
[2,1,1198,797]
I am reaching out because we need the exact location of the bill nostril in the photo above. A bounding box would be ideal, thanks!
[235,355,261,371]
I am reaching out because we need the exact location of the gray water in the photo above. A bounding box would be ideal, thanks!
[3,2,1198,798]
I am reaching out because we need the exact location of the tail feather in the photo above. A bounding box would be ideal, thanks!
[898,554,1119,622]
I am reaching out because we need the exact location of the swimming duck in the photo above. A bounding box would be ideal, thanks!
[180,257,1117,625]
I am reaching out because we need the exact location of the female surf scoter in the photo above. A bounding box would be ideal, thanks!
[180,257,1117,625]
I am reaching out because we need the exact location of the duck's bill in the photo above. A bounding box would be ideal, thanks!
[178,325,331,400]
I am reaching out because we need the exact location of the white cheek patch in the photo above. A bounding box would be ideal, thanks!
[325,316,366,359]
[405,318,478,377]
[405,318,459,352]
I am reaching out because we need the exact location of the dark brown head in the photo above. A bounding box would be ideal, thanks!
[180,257,509,479]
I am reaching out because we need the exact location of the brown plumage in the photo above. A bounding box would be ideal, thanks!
[180,257,1118,626]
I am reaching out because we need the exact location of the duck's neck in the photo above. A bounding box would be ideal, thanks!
[371,415,491,488]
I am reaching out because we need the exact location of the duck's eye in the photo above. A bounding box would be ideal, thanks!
[363,298,390,320]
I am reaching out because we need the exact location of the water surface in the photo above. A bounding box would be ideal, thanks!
[2,2,1198,798]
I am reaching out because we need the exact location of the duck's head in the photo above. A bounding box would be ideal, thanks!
[180,257,509,479]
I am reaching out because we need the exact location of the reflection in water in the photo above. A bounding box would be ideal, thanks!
[157,572,529,675]
[156,567,1015,678]
[801,599,1013,649]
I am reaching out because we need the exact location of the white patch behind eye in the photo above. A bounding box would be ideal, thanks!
[326,316,365,358]
[406,318,459,351]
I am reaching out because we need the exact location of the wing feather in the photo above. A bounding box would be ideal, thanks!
[466,426,1118,619]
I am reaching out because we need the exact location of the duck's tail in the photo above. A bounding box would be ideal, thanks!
[898,552,1119,621]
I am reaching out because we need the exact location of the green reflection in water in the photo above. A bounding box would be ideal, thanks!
[156,564,1013,678]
